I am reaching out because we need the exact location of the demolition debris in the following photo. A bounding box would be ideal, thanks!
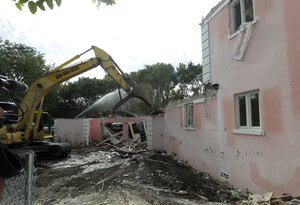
[35,144,249,205]
[34,142,300,205]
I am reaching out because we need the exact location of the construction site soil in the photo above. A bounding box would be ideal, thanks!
[35,145,250,205]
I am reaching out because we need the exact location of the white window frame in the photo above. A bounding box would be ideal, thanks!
[233,90,264,136]
[229,0,256,37]
[183,103,194,129]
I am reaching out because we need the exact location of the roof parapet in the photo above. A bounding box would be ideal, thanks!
[201,0,230,25]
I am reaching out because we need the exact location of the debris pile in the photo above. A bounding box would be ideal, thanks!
[35,143,300,205]
[92,138,147,156]
[112,153,249,204]
[35,146,250,205]
[87,110,148,155]
[91,126,147,156]
[238,192,300,205]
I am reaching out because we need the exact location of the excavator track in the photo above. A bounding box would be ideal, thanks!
[8,141,71,159]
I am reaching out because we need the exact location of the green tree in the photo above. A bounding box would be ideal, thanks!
[0,39,57,118]
[130,63,176,111]
[50,76,116,118]
[13,0,116,14]
[170,62,202,101]
[0,39,52,84]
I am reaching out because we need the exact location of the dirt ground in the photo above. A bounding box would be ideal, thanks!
[34,145,250,205]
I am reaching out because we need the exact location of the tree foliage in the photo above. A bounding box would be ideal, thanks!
[13,0,116,14]
[47,62,202,117]
[0,39,203,117]
[130,63,176,111]
[170,62,202,101]
[129,62,202,112]
[48,76,116,118]
[0,39,55,114]
[0,39,52,85]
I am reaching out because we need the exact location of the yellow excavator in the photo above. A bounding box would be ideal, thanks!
[0,46,145,157]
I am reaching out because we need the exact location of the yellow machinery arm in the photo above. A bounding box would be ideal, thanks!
[1,46,132,144]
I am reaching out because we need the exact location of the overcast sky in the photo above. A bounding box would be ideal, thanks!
[0,0,220,79]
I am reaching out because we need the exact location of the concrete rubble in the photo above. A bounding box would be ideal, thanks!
[34,144,249,205]
[33,138,300,205]
[239,192,300,205]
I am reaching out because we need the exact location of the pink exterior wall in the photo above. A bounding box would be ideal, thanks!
[89,119,103,142]
[164,98,221,177]
[163,0,300,195]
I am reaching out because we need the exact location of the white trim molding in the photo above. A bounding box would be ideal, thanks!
[233,128,265,136]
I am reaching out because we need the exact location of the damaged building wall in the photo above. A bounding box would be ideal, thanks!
[162,0,300,195]
[54,119,89,146]
[54,117,147,146]
[151,115,165,151]
[89,119,103,142]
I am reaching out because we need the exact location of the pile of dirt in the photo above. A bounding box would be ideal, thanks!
[34,145,249,205]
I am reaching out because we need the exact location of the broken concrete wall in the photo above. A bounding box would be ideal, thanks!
[89,119,103,142]
[54,119,89,146]
[151,115,165,151]
[54,117,146,146]
[163,0,300,195]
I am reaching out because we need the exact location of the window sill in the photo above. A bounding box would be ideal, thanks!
[184,127,195,131]
[228,30,240,40]
[233,128,265,136]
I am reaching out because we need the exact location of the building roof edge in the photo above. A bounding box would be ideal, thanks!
[201,0,230,25]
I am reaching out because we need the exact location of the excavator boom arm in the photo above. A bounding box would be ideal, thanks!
[92,46,131,93]
[12,46,132,140]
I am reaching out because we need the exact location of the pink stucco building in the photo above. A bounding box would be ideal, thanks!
[53,0,300,195]
[161,0,300,195]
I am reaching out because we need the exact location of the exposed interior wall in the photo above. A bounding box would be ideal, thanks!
[146,117,154,150]
[163,0,300,195]
[54,119,86,146]
[152,115,165,151]
[54,117,146,147]
[89,119,103,143]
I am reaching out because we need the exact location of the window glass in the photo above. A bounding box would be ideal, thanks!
[235,91,261,134]
[184,103,194,128]
[233,1,242,31]
[230,0,254,34]
[238,96,247,126]
[245,0,254,22]
[250,93,260,126]
[188,104,194,127]
[185,106,189,126]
